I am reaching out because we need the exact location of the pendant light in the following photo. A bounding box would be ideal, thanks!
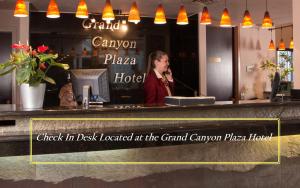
[290,27,294,49]
[46,0,60,18]
[14,0,28,17]
[102,0,115,21]
[128,1,141,24]
[154,4,167,24]
[290,38,294,49]
[176,5,189,25]
[278,27,285,50]
[268,30,275,50]
[220,0,232,27]
[76,0,89,19]
[121,20,128,32]
[242,0,254,28]
[200,7,212,25]
[262,0,273,29]
[279,39,286,50]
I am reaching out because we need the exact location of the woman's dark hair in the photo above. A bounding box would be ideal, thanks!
[147,50,168,74]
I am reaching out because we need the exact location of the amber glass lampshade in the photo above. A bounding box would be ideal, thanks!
[14,0,28,17]
[47,0,60,18]
[290,38,294,49]
[262,11,273,29]
[154,4,166,24]
[279,39,286,50]
[220,8,232,27]
[176,5,189,25]
[76,0,88,19]
[102,0,115,21]
[242,10,254,28]
[200,7,211,25]
[268,40,275,50]
[128,2,141,24]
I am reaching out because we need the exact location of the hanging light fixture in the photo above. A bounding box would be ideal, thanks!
[46,0,60,18]
[200,7,212,25]
[268,30,275,50]
[290,38,294,49]
[269,40,275,50]
[154,4,167,24]
[278,27,286,50]
[102,0,115,21]
[242,0,254,28]
[220,0,232,27]
[262,0,273,29]
[128,1,141,24]
[76,0,89,19]
[279,39,286,50]
[14,0,28,17]
[177,5,189,25]
[121,20,128,31]
[290,26,294,49]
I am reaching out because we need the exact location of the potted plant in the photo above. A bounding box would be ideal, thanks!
[0,43,69,109]
[260,56,294,94]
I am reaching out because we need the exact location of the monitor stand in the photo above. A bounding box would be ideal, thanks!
[82,85,90,109]
[82,85,104,109]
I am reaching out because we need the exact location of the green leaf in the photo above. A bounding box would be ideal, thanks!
[0,61,13,70]
[43,76,56,84]
[0,67,15,76]
[37,53,58,62]
[50,61,70,70]
[16,65,31,84]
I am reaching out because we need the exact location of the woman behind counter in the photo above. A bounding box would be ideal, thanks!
[144,51,174,105]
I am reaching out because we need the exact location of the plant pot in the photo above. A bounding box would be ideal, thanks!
[20,83,46,109]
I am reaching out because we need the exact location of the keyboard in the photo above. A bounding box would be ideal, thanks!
[165,96,216,106]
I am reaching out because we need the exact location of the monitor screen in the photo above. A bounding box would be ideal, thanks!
[270,71,280,101]
[70,69,110,103]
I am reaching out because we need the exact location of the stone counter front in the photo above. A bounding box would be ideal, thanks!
[0,135,299,186]
[0,101,300,187]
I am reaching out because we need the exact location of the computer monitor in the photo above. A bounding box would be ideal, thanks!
[291,89,300,101]
[270,72,280,102]
[70,69,110,103]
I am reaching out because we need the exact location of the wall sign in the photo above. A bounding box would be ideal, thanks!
[82,19,121,32]
[83,18,146,86]
[92,37,137,50]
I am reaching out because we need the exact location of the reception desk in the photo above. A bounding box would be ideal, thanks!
[0,100,300,186]
[0,100,299,156]
[0,100,300,139]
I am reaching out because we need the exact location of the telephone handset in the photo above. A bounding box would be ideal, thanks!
[164,70,170,75]
[163,66,171,75]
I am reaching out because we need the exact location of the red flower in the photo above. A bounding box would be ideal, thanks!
[37,45,49,53]
[12,43,29,50]
[12,44,22,49]
[22,45,30,50]
[39,62,47,71]
[31,50,37,56]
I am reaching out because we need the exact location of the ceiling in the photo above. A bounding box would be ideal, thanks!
[0,0,293,26]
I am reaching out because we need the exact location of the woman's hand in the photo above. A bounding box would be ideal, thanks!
[165,68,173,82]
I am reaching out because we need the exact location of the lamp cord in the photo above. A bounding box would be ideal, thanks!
[271,30,273,40]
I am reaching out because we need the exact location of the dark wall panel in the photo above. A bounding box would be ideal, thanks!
[30,12,199,105]
[206,26,233,101]
[170,15,199,96]
[0,32,12,104]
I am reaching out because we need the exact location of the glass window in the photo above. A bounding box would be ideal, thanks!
[277,50,293,82]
